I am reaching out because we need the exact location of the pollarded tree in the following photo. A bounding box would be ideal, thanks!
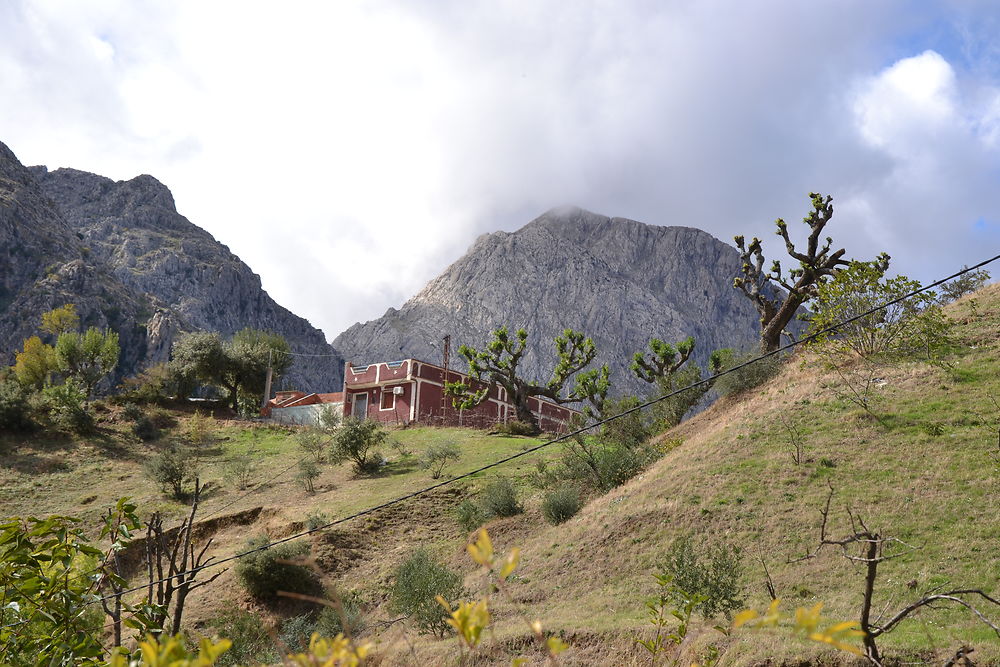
[733,192,890,353]
[54,327,120,397]
[445,326,606,434]
[632,336,713,429]
[631,336,695,383]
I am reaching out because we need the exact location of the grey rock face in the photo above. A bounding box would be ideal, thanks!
[1,141,342,392]
[334,206,765,396]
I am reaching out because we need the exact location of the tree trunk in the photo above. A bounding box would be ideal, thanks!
[512,389,541,434]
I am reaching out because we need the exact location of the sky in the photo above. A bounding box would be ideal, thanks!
[2,0,1000,343]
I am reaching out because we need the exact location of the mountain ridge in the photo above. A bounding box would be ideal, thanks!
[334,206,765,396]
[0,141,343,392]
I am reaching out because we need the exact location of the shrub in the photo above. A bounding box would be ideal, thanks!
[939,266,991,303]
[278,614,316,653]
[297,459,321,493]
[495,420,538,436]
[144,447,196,499]
[390,549,463,637]
[132,416,160,442]
[560,438,656,492]
[296,429,327,463]
[598,396,652,449]
[0,375,35,433]
[186,409,214,447]
[224,451,258,490]
[712,350,782,397]
[42,379,94,434]
[478,476,523,518]
[661,534,745,619]
[455,499,488,532]
[542,485,582,524]
[209,608,277,666]
[420,443,461,479]
[305,511,329,530]
[315,589,364,638]
[234,537,320,602]
[121,402,144,422]
[330,417,387,474]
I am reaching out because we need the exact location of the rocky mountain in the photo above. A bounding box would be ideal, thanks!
[0,140,342,392]
[334,206,768,396]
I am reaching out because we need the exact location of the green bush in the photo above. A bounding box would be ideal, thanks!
[455,499,488,532]
[478,476,523,518]
[42,379,94,434]
[542,485,582,525]
[0,375,35,433]
[315,589,364,638]
[121,401,144,422]
[330,417,387,474]
[712,351,782,397]
[297,459,321,493]
[234,537,320,602]
[133,416,160,442]
[661,534,745,619]
[560,438,656,492]
[420,442,461,479]
[209,608,277,666]
[495,420,538,436]
[390,548,463,637]
[144,447,196,499]
[278,613,316,653]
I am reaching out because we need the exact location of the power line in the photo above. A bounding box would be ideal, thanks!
[5,252,999,631]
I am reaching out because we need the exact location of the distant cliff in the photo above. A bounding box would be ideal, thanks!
[0,140,343,392]
[334,206,765,396]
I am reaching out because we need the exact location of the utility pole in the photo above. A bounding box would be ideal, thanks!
[261,348,274,414]
[441,334,451,423]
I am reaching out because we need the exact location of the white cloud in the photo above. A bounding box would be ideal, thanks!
[2,1,1000,344]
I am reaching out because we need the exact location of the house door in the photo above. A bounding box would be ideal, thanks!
[352,393,368,419]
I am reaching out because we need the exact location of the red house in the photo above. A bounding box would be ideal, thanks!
[341,358,580,433]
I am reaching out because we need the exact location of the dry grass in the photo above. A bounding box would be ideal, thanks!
[3,284,1000,664]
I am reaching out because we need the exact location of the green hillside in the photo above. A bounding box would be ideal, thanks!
[3,284,999,665]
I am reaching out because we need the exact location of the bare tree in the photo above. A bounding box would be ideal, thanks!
[797,487,1000,665]
[143,480,225,634]
[733,192,889,352]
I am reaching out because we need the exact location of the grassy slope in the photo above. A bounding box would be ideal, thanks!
[2,285,999,665]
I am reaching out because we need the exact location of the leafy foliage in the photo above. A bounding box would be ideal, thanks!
[55,326,120,396]
[541,485,582,524]
[809,261,952,362]
[939,266,991,303]
[13,335,57,389]
[330,417,386,474]
[420,442,461,479]
[42,378,95,433]
[144,447,196,499]
[209,608,277,666]
[661,534,745,619]
[170,328,291,412]
[710,348,783,397]
[297,459,321,493]
[455,499,488,532]
[477,476,523,517]
[390,548,463,637]
[234,537,320,602]
[734,192,889,352]
[446,326,605,432]
[0,514,106,665]
[40,303,79,336]
[0,371,35,432]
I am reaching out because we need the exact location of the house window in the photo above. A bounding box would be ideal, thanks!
[380,389,395,410]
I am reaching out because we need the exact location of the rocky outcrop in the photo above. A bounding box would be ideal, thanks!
[334,206,767,396]
[0,141,343,392]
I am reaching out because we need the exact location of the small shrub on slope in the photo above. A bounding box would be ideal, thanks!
[390,548,463,637]
[234,537,320,602]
